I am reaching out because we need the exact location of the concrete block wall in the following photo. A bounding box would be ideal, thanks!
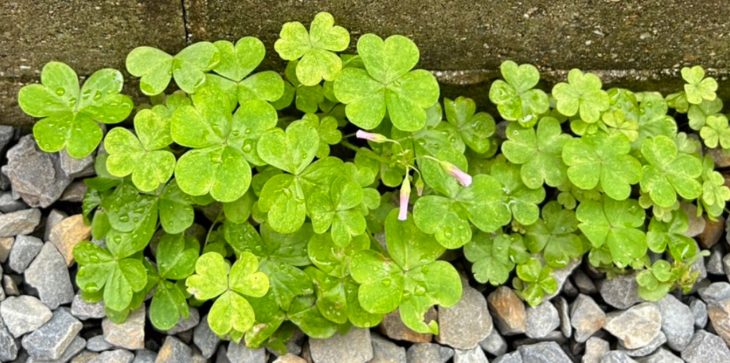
[2,0,729,126]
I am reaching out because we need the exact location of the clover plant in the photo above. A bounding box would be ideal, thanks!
[17,11,730,352]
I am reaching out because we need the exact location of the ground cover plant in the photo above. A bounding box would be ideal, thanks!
[17,11,730,351]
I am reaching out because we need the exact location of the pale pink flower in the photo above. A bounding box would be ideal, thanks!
[441,161,472,187]
[399,176,411,221]
[355,130,388,143]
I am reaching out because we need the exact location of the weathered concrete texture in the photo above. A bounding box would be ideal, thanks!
[186,1,730,93]
[0,1,185,125]
[3,1,730,126]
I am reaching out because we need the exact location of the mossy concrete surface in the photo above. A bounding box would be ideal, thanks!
[2,0,730,126]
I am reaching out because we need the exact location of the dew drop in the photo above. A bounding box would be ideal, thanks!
[119,215,130,222]
[382,279,391,287]
[56,88,65,96]
[93,91,102,100]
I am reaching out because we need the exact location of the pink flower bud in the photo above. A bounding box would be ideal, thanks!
[356,130,388,143]
[399,176,411,221]
[441,161,472,187]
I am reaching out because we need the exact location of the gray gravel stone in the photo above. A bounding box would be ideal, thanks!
[73,351,101,363]
[525,301,561,339]
[1,135,71,208]
[604,303,662,350]
[545,260,580,299]
[2,274,19,296]
[600,351,638,363]
[59,150,94,179]
[310,328,373,363]
[0,126,14,152]
[698,282,730,304]
[620,332,666,357]
[487,287,526,336]
[517,341,572,363]
[166,307,199,334]
[48,214,91,266]
[638,348,683,363]
[24,242,74,309]
[8,234,42,273]
[71,293,106,320]
[226,342,265,362]
[193,314,220,359]
[60,181,88,202]
[706,246,725,275]
[689,298,708,328]
[86,335,112,352]
[453,346,488,363]
[493,351,522,363]
[554,297,572,338]
[406,343,453,363]
[102,306,145,350]
[272,354,306,363]
[133,349,156,363]
[21,309,82,360]
[684,203,705,237]
[0,208,41,237]
[379,309,435,343]
[583,337,609,363]
[0,236,13,262]
[437,285,493,349]
[89,349,134,363]
[572,270,597,295]
[656,294,694,351]
[479,329,507,356]
[156,336,193,363]
[44,209,67,241]
[570,294,606,343]
[0,314,18,361]
[0,192,27,213]
[723,255,730,284]
[681,330,730,363]
[0,295,52,337]
[27,336,86,363]
[599,274,642,309]
[370,333,406,363]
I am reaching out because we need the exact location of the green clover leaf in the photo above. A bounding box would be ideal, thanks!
[700,155,730,218]
[562,132,642,200]
[635,92,677,146]
[700,114,730,149]
[282,61,326,113]
[576,197,646,267]
[300,113,343,158]
[524,202,586,268]
[640,135,703,208]
[126,42,220,95]
[101,183,158,258]
[287,295,342,339]
[172,88,274,202]
[74,242,147,312]
[464,233,522,285]
[306,267,383,327]
[223,222,313,310]
[104,106,176,192]
[308,176,366,246]
[443,96,495,153]
[552,69,609,123]
[351,210,461,334]
[688,98,723,130]
[601,110,639,142]
[275,12,350,86]
[257,120,319,175]
[488,61,549,124]
[514,258,558,307]
[186,252,269,340]
[681,66,718,105]
[502,117,571,189]
[18,62,134,158]
[489,157,546,226]
[413,174,512,249]
[646,210,697,261]
[334,34,439,131]
[207,37,285,108]
[149,233,199,330]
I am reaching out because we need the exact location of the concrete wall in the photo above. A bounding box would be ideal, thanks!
[2,0,729,126]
